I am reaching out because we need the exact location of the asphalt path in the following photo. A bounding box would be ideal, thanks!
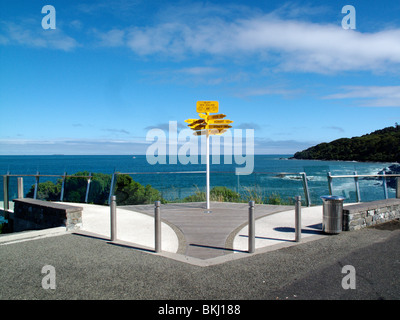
[0,221,399,302]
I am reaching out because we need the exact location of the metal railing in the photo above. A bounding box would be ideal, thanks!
[327,172,400,202]
[2,172,92,210]
[2,170,312,210]
[4,170,398,211]
[108,171,207,205]
[113,170,312,206]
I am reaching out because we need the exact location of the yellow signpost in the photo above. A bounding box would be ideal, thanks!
[185,119,203,124]
[207,114,226,120]
[207,119,233,125]
[196,101,219,113]
[185,101,233,211]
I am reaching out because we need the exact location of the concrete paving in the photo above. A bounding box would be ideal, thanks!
[110,202,332,265]
[57,202,180,254]
[2,200,400,301]
[1,200,338,266]
[232,205,328,252]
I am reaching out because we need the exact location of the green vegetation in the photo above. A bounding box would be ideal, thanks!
[292,124,400,162]
[0,217,10,234]
[114,174,162,205]
[27,171,161,205]
[182,186,241,203]
[181,186,293,205]
[27,173,294,206]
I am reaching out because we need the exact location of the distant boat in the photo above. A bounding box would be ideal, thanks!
[132,156,136,159]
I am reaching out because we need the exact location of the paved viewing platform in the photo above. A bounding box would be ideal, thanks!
[2,200,329,266]
[1,199,399,300]
[122,202,327,264]
[1,200,329,265]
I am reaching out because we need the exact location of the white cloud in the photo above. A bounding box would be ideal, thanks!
[4,3,400,74]
[0,20,78,51]
[0,138,149,155]
[254,137,317,154]
[106,8,400,74]
[323,86,400,107]
[92,28,125,47]
[235,86,303,98]
[177,66,220,75]
[323,126,345,133]
[236,122,261,130]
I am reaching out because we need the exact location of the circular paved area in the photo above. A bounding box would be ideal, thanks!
[122,202,292,260]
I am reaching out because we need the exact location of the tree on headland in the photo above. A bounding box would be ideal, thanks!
[292,124,400,162]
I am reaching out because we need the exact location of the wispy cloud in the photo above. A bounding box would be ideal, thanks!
[0,138,149,155]
[323,86,400,107]
[235,87,303,98]
[90,4,400,74]
[0,19,79,51]
[92,28,125,47]
[236,122,261,130]
[254,137,318,154]
[144,122,186,131]
[323,126,345,133]
[4,3,400,75]
[102,128,130,135]
[177,66,221,75]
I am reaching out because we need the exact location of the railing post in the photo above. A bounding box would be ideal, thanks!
[354,171,361,203]
[33,171,40,200]
[108,172,117,205]
[248,201,255,253]
[17,177,24,199]
[3,175,9,211]
[155,201,161,253]
[382,172,388,199]
[60,172,66,202]
[327,172,333,196]
[300,172,311,207]
[396,177,400,199]
[85,173,92,203]
[295,196,301,242]
[110,195,117,241]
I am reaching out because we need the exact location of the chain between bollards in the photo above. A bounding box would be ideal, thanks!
[110,195,117,242]
[155,201,161,253]
[248,201,255,253]
[295,196,301,242]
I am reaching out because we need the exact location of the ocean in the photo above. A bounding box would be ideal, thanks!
[0,155,397,205]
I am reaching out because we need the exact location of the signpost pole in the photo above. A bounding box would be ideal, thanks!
[187,101,232,213]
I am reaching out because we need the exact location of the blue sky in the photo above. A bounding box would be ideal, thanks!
[0,0,399,155]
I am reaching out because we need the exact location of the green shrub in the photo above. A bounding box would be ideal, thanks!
[27,180,61,201]
[210,186,240,202]
[26,172,163,205]
[115,174,163,205]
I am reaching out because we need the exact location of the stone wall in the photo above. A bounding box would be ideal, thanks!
[343,198,400,231]
[12,198,83,232]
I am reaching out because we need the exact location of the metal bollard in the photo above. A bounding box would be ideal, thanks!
[295,196,301,242]
[110,195,117,241]
[155,201,161,253]
[248,201,255,253]
[396,177,400,199]
[17,177,24,199]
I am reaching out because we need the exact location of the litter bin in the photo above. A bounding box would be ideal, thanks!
[320,195,345,234]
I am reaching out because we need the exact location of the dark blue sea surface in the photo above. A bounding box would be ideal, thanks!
[0,155,396,205]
